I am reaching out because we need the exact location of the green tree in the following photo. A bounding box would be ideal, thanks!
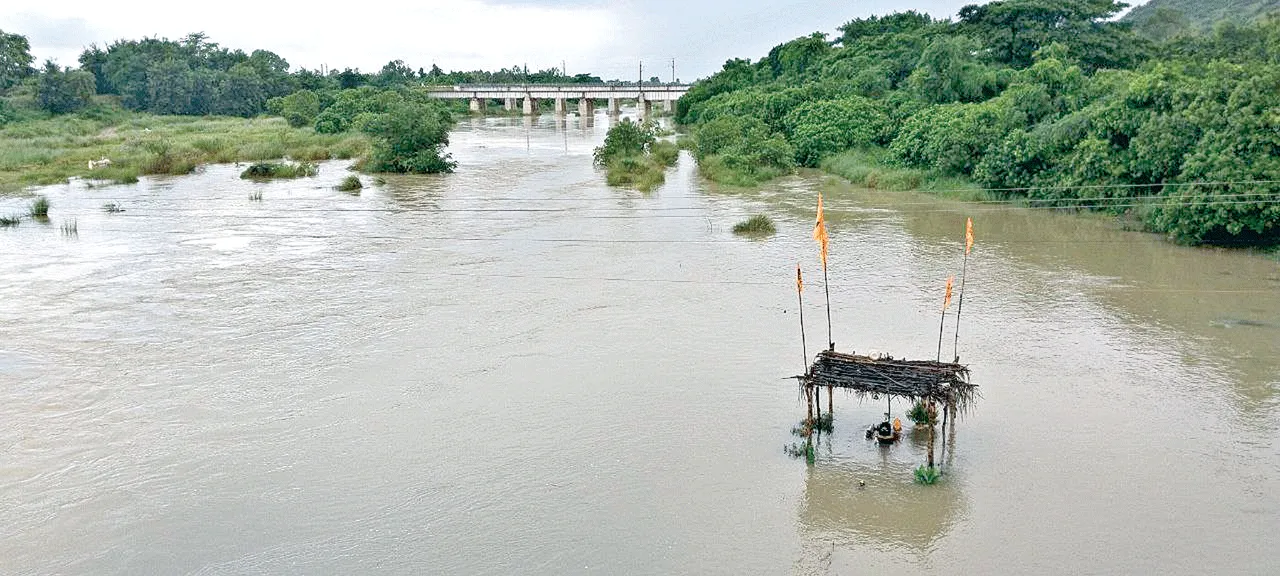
[361,99,456,173]
[0,30,34,93]
[593,118,655,164]
[214,62,265,116]
[148,59,194,114]
[783,97,888,166]
[36,61,96,113]
[907,36,996,103]
[275,89,321,127]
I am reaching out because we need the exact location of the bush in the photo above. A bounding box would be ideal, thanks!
[336,174,362,192]
[692,116,795,186]
[594,118,655,165]
[782,96,888,166]
[360,98,456,174]
[37,62,95,114]
[275,89,321,128]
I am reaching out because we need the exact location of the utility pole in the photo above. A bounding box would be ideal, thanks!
[562,60,566,78]
[671,58,676,84]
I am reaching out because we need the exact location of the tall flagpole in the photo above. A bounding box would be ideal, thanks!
[796,264,808,375]
[952,218,973,362]
[814,192,833,351]
[823,263,833,351]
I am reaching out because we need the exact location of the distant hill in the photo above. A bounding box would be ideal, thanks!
[1125,0,1280,31]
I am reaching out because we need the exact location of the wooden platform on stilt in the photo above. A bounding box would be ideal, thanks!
[805,350,978,413]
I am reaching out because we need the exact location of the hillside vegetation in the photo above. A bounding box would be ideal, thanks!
[676,1,1280,246]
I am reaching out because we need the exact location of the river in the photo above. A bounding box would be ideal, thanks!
[1,112,1278,575]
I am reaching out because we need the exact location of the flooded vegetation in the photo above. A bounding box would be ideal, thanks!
[1,113,1277,573]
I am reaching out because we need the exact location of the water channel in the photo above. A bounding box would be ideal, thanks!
[1,112,1278,574]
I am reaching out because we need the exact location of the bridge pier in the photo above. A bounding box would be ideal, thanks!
[664,99,674,114]
[578,98,594,119]
[607,98,620,116]
[554,98,568,116]
[469,97,484,113]
[638,98,652,119]
[522,97,536,115]
[504,98,516,112]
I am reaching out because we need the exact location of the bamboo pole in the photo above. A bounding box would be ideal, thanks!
[823,265,833,351]
[797,264,808,376]
[952,250,970,362]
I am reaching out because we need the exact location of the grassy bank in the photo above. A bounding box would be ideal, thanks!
[818,149,988,202]
[0,106,368,193]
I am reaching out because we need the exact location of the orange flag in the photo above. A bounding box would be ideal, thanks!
[965,218,974,255]
[796,264,803,293]
[943,275,955,311]
[813,193,829,269]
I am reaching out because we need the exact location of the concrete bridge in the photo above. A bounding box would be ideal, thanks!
[423,84,692,117]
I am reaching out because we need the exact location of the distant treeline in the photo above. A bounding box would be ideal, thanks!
[677,2,1280,246]
[0,31,608,120]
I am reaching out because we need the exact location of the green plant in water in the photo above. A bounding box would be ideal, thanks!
[732,214,776,236]
[783,441,816,464]
[240,161,319,180]
[248,190,263,201]
[907,401,936,426]
[0,214,20,227]
[102,202,124,213]
[336,174,363,192]
[60,218,77,236]
[29,195,50,218]
[914,465,941,485]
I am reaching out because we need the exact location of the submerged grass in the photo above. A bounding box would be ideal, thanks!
[0,214,20,227]
[240,161,319,180]
[60,218,77,236]
[0,109,369,194]
[603,140,680,193]
[732,214,776,236]
[28,195,49,218]
[697,154,789,188]
[336,174,363,192]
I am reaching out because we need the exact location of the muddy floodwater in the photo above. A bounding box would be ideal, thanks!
[2,112,1278,575]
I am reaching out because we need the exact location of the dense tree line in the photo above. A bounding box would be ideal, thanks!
[677,2,1280,245]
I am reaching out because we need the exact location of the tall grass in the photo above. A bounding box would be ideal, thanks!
[820,149,988,201]
[60,218,77,236]
[336,174,363,192]
[0,109,368,193]
[732,214,776,236]
[28,195,49,218]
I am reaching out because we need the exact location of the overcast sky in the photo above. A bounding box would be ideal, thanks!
[1,1,1143,81]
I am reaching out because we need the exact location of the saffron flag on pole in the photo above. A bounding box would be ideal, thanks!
[943,275,954,311]
[813,192,829,269]
[965,217,974,255]
[796,264,803,293]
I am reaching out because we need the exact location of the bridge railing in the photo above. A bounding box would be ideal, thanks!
[422,83,691,92]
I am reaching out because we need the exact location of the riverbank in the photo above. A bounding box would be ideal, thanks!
[0,107,368,194]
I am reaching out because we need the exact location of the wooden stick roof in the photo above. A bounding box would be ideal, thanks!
[806,350,978,413]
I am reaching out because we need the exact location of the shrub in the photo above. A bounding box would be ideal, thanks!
[594,118,655,165]
[360,99,456,173]
[732,214,777,235]
[336,174,362,192]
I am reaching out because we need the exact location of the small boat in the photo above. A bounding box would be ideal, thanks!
[869,420,900,444]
